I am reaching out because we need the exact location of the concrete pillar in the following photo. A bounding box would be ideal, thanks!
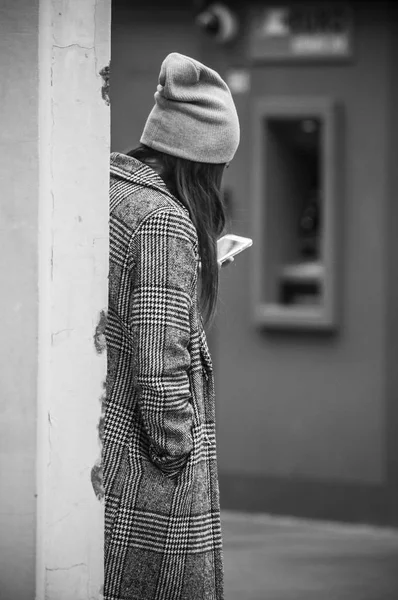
[36,1,110,599]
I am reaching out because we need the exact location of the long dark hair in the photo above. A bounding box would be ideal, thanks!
[127,144,227,326]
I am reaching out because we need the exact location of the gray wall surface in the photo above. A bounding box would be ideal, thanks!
[215,5,389,485]
[0,1,39,597]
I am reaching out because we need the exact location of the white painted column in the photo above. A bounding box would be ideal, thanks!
[37,1,111,598]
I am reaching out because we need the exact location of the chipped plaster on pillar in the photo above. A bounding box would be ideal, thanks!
[37,1,111,598]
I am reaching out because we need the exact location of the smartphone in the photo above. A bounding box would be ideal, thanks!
[217,234,253,264]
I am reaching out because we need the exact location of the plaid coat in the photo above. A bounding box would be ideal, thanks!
[103,152,224,600]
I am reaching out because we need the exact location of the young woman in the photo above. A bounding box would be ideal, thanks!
[103,52,240,600]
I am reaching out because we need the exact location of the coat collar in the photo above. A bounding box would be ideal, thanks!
[111,151,178,198]
[110,152,190,217]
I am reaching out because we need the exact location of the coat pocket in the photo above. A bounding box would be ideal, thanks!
[176,423,212,482]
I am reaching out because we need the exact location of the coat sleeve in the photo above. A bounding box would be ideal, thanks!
[129,207,198,478]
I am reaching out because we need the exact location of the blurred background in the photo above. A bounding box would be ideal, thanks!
[111,0,398,526]
[1,0,398,598]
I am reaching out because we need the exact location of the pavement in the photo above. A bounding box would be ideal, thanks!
[221,511,398,600]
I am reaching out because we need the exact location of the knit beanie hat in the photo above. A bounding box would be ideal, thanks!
[140,52,240,164]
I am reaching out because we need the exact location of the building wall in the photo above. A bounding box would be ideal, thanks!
[206,2,398,524]
[385,8,398,510]
[214,4,388,481]
[0,2,40,597]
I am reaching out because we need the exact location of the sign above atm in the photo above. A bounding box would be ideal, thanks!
[249,4,353,62]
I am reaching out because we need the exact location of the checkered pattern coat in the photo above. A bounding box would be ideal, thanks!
[103,152,224,600]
